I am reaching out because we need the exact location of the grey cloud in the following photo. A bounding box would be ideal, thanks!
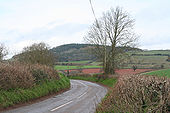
[21,22,89,40]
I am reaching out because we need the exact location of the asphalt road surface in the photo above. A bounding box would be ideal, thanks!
[3,80,108,113]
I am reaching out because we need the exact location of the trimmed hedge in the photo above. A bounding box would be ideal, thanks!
[96,75,170,113]
[0,74,70,108]
[0,62,60,90]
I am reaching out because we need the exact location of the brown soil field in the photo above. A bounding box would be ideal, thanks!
[65,68,154,75]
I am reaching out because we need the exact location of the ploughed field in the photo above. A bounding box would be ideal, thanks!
[65,68,154,75]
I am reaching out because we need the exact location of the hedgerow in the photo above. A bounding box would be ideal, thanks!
[0,74,70,108]
[0,62,70,109]
[96,75,170,113]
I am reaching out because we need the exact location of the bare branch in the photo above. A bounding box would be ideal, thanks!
[84,7,139,74]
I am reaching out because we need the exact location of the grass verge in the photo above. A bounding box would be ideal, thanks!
[0,74,70,109]
[68,76,117,87]
[144,69,170,78]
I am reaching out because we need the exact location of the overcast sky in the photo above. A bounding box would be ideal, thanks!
[0,0,170,58]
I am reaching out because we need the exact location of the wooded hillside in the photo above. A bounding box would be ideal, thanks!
[50,44,97,62]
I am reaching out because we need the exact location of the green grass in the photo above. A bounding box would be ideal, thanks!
[99,78,117,87]
[59,60,91,64]
[0,74,70,108]
[133,56,168,63]
[124,55,170,69]
[134,50,170,55]
[54,65,102,70]
[126,50,170,69]
[90,61,102,66]
[144,69,170,78]
[68,76,117,87]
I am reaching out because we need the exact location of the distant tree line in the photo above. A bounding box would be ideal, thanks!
[132,54,170,56]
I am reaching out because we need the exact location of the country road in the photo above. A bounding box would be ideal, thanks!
[3,80,108,113]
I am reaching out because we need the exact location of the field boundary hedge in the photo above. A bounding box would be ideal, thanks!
[0,74,70,109]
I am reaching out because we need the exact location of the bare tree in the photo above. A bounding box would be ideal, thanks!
[84,7,138,75]
[0,43,8,61]
[17,42,55,66]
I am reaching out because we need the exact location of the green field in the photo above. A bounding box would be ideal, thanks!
[130,56,170,68]
[127,50,170,69]
[89,61,102,65]
[60,60,91,64]
[144,69,170,78]
[55,65,102,70]
[58,60,102,65]
[58,50,170,69]
[134,50,170,55]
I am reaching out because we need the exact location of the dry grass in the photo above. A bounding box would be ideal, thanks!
[97,74,170,113]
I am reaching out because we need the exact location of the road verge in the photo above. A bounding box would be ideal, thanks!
[0,74,70,111]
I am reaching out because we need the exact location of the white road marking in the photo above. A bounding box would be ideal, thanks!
[50,101,73,112]
[76,80,88,87]
[78,92,87,99]
[50,81,89,112]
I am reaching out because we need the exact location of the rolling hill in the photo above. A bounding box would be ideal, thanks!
[50,44,97,62]
[13,43,170,69]
[50,43,143,62]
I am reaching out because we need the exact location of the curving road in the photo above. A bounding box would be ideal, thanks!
[3,80,108,113]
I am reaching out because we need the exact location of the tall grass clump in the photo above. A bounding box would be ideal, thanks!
[97,75,170,113]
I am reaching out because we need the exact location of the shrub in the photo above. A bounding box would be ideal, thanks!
[132,65,137,71]
[29,64,59,83]
[0,63,34,90]
[97,75,170,113]
[93,73,108,80]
